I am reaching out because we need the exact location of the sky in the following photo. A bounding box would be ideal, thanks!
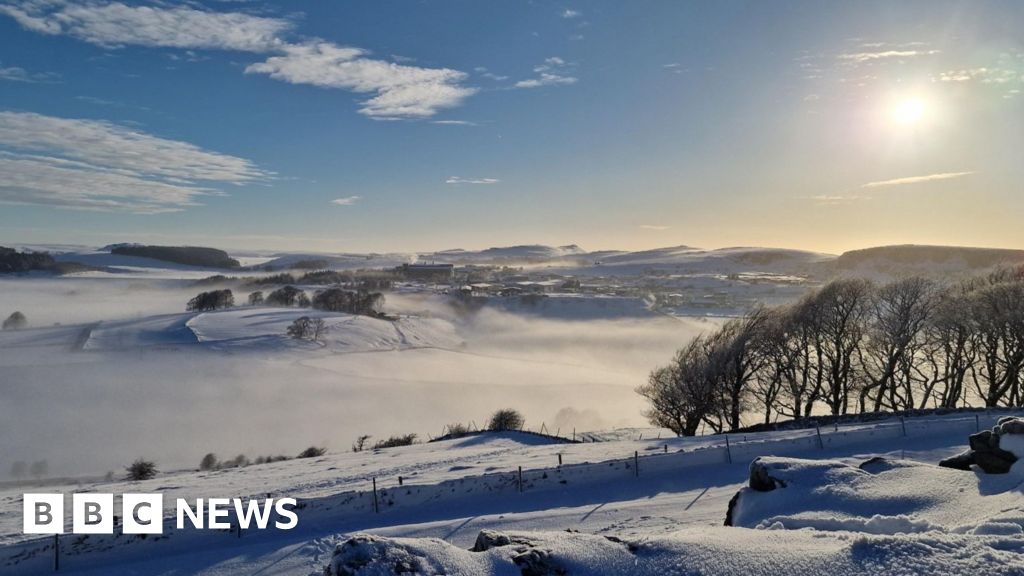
[0,0,1022,255]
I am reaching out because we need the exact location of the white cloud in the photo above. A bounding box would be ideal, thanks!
[861,171,974,189]
[562,9,580,19]
[330,195,361,206]
[445,176,499,185]
[639,224,670,230]
[244,42,477,119]
[0,111,270,213]
[515,56,577,89]
[1,1,477,120]
[0,0,290,51]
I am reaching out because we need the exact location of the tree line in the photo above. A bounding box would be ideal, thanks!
[638,268,1024,436]
[186,286,384,316]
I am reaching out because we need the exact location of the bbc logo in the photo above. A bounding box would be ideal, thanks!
[24,494,163,535]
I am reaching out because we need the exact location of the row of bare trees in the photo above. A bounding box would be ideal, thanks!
[639,268,1024,436]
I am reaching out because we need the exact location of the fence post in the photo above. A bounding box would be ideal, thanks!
[725,435,732,464]
[372,477,379,513]
[53,534,59,572]
[664,444,668,454]
[975,413,980,432]
[398,476,403,486]
[517,466,523,493]
[900,417,907,437]
[815,425,823,449]
[557,453,562,466]
[634,451,639,477]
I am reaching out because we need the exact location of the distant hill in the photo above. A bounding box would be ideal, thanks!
[0,246,104,275]
[834,245,1024,276]
[427,244,587,264]
[109,245,240,268]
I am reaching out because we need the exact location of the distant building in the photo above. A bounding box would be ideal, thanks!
[398,263,455,283]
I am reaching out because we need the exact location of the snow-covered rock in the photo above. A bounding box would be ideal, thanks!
[940,416,1022,473]
[726,456,1024,534]
[322,528,1024,576]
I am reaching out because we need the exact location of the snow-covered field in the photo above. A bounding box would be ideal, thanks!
[1,411,1021,574]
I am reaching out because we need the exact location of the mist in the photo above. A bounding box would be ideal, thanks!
[0,279,711,479]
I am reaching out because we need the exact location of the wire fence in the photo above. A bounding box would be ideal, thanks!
[6,409,1022,572]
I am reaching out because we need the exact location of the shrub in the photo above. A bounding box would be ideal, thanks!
[248,291,264,305]
[297,446,326,459]
[351,434,371,453]
[445,423,471,437]
[372,434,417,450]
[488,409,525,431]
[287,316,328,341]
[126,459,157,481]
[199,453,218,471]
[3,311,27,330]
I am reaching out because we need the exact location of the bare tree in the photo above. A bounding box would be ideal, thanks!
[710,308,773,431]
[969,268,1024,407]
[815,279,872,415]
[858,277,936,412]
[638,335,720,435]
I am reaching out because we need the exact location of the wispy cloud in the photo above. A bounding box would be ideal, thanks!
[639,224,670,230]
[330,195,361,206]
[861,171,974,189]
[837,49,940,63]
[445,176,499,185]
[798,194,871,206]
[0,111,270,213]
[514,56,577,89]
[0,1,477,120]
[562,9,580,19]
[0,63,59,83]
[431,120,478,126]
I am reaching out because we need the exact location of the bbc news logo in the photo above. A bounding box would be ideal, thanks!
[24,494,298,534]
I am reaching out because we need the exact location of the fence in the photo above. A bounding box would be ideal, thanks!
[6,409,1021,572]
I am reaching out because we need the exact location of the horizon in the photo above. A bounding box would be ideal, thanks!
[1,0,1022,254]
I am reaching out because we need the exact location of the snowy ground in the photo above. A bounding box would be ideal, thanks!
[1,411,1021,574]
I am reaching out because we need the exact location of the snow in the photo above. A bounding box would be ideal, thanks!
[999,428,1024,459]
[730,456,1024,534]
[1,411,1022,575]
[324,527,1024,576]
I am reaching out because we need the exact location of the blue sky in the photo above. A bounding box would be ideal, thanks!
[1,1,1022,254]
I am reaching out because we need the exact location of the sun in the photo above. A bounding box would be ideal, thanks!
[891,97,926,125]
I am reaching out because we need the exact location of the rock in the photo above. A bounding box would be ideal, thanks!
[471,529,536,552]
[939,416,1021,474]
[323,534,423,576]
[512,547,566,576]
[996,416,1024,436]
[938,450,975,471]
[973,449,1017,474]
[748,457,787,491]
[858,456,897,473]
[968,430,995,451]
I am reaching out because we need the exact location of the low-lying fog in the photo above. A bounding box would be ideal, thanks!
[0,278,713,479]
